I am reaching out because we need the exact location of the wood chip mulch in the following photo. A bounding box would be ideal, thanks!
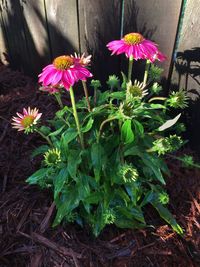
[0,64,200,267]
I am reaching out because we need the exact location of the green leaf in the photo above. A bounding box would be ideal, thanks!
[121,71,127,90]
[39,126,51,135]
[61,128,78,145]
[158,113,181,131]
[26,168,48,184]
[133,120,144,136]
[115,206,146,229]
[76,174,90,200]
[82,117,94,133]
[125,185,139,206]
[114,188,130,206]
[84,191,102,204]
[150,103,166,109]
[91,143,105,182]
[67,150,82,179]
[31,145,49,157]
[92,205,106,237]
[48,125,65,137]
[121,120,134,144]
[110,91,125,100]
[124,145,140,157]
[53,186,79,226]
[140,153,166,184]
[140,190,154,207]
[54,167,68,199]
[151,200,184,235]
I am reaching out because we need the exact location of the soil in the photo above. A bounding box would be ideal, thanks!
[0,63,200,267]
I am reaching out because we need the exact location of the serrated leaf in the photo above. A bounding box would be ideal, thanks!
[121,120,134,144]
[158,113,181,131]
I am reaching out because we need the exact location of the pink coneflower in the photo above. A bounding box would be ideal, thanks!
[107,33,166,63]
[71,52,92,66]
[38,55,93,90]
[11,107,42,133]
[39,86,60,94]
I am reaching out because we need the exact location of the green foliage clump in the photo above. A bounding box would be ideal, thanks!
[25,70,190,237]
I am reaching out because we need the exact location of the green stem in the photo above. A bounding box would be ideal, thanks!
[35,129,53,147]
[54,93,63,108]
[97,116,118,142]
[128,56,133,81]
[143,60,151,86]
[69,86,85,149]
[82,81,91,112]
[167,154,200,169]
[94,87,97,106]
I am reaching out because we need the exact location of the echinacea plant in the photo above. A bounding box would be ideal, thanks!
[12,32,197,237]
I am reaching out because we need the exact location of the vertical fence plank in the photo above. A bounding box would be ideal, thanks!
[45,0,79,58]
[170,0,200,153]
[0,6,8,65]
[0,0,30,74]
[20,0,51,76]
[123,0,182,78]
[78,0,122,83]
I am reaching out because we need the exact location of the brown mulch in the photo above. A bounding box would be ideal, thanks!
[0,63,200,267]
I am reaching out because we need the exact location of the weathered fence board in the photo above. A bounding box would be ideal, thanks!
[20,0,51,75]
[170,0,200,153]
[78,0,122,82]
[0,0,30,73]
[0,7,8,65]
[45,0,79,58]
[0,0,197,85]
[129,0,183,77]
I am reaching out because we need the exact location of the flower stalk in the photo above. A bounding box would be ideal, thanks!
[82,81,91,112]
[143,59,151,86]
[69,86,85,149]
[35,129,53,147]
[128,55,133,81]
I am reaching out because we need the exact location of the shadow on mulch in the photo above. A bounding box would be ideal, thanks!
[0,63,200,267]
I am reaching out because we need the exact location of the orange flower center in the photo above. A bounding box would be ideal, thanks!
[21,115,35,128]
[53,56,74,70]
[123,33,144,45]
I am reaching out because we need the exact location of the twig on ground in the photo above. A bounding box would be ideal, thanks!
[39,201,56,233]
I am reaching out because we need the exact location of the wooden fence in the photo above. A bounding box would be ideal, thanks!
[1,0,200,151]
[0,0,183,80]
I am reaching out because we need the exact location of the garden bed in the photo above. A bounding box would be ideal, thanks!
[0,64,199,267]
